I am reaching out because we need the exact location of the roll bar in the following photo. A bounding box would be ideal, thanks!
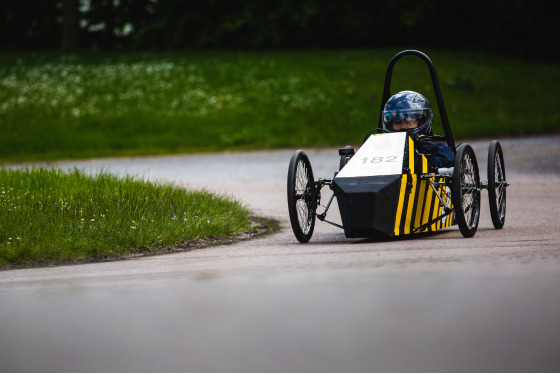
[377,50,456,152]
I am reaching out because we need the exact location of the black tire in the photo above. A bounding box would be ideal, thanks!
[452,144,481,238]
[488,140,507,229]
[287,150,316,243]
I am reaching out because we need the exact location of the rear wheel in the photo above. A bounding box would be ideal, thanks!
[452,144,481,238]
[488,140,507,229]
[287,151,316,243]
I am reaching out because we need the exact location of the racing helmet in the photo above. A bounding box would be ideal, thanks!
[382,91,433,138]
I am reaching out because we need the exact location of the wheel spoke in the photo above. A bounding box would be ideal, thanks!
[296,200,308,232]
[460,152,479,228]
[494,152,506,218]
[497,184,505,205]
[294,159,313,235]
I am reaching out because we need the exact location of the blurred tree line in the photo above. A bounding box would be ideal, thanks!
[1,0,558,61]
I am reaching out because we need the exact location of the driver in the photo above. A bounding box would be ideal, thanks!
[382,90,454,168]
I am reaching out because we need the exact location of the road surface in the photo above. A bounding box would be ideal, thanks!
[1,135,559,372]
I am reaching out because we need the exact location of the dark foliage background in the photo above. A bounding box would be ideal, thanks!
[0,0,558,62]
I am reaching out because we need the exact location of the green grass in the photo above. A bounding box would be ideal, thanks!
[1,49,557,267]
[0,167,252,267]
[1,49,558,163]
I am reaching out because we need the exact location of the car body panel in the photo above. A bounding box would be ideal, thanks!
[334,133,455,238]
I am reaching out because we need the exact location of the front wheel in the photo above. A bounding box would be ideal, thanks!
[452,144,481,238]
[287,150,316,243]
[488,140,507,229]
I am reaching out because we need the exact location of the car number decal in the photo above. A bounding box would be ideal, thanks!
[336,132,406,177]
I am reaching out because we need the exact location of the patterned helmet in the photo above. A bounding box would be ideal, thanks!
[382,91,433,138]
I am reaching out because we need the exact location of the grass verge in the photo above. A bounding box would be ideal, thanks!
[1,49,558,163]
[0,167,270,268]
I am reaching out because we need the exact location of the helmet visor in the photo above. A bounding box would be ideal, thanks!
[383,109,426,131]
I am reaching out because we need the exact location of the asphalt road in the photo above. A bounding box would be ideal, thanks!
[1,135,559,372]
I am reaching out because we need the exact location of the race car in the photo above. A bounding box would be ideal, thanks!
[287,50,509,242]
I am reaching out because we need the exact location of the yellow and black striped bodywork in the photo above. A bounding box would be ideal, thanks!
[333,135,455,238]
[393,136,455,236]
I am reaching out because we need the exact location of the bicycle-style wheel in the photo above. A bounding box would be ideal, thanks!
[452,144,481,238]
[287,150,316,243]
[488,140,507,229]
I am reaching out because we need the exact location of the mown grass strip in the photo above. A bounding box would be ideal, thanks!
[1,49,558,163]
[0,167,252,267]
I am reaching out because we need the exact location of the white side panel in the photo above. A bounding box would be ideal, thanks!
[336,132,406,178]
